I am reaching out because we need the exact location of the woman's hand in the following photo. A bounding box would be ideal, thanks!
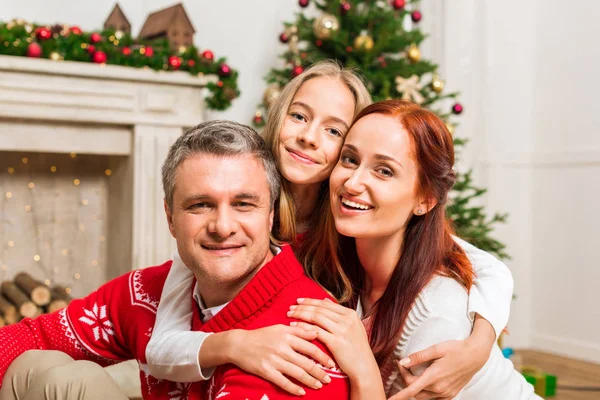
[211,325,335,396]
[286,298,382,389]
[389,316,495,400]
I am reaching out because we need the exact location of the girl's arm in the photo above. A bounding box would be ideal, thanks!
[145,253,335,394]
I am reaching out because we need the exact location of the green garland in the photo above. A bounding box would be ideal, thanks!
[0,19,239,111]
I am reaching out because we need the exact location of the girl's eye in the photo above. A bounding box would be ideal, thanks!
[290,112,307,122]
[327,128,343,137]
[341,154,357,165]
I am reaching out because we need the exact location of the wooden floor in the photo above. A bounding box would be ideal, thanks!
[517,350,600,399]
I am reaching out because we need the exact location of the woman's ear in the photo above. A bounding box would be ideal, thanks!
[413,197,438,216]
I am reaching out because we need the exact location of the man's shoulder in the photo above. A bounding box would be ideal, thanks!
[126,260,173,314]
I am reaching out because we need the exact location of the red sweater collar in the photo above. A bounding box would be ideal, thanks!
[192,245,304,333]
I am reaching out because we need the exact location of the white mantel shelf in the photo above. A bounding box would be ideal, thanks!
[0,54,213,272]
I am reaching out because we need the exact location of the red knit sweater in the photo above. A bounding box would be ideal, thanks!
[0,245,349,399]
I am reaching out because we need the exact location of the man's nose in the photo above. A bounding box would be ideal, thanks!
[208,207,238,238]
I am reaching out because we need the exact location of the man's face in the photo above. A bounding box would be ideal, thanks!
[165,154,274,304]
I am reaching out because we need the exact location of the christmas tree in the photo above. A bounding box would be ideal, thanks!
[253,0,508,259]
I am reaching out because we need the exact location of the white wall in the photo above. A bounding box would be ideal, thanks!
[0,0,301,124]
[435,0,600,363]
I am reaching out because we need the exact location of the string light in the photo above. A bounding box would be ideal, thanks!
[104,169,112,176]
[5,192,12,199]
[70,152,77,158]
[50,165,57,172]
[24,205,31,212]
[21,157,28,164]
[92,260,98,266]
[33,254,40,261]
[61,249,69,255]
[73,273,81,280]
[7,167,15,174]
[65,287,72,294]
[44,279,51,285]
[81,199,89,205]
[8,241,14,247]
[28,182,35,189]
[73,179,80,186]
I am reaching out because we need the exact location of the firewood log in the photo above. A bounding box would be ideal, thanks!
[48,285,72,313]
[14,272,51,306]
[0,294,18,324]
[1,281,37,319]
[0,315,5,327]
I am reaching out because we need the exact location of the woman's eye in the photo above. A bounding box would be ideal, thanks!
[377,167,394,177]
[341,155,357,165]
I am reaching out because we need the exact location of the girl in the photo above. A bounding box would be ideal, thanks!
[288,100,538,399]
[146,62,513,399]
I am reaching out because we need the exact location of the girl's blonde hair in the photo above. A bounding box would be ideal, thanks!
[263,60,372,252]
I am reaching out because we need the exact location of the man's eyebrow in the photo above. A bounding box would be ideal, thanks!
[234,192,261,201]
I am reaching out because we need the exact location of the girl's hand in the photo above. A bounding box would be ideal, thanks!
[286,298,380,382]
[223,325,335,396]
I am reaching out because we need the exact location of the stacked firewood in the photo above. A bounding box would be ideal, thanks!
[0,272,72,326]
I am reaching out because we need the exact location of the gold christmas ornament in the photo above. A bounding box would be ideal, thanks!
[445,123,455,135]
[313,13,340,40]
[354,32,374,51]
[431,75,445,93]
[263,84,282,108]
[407,43,421,63]
[49,52,62,61]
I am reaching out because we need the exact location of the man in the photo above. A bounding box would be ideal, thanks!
[0,121,349,399]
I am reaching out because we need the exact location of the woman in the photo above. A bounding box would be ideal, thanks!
[146,62,513,399]
[288,100,538,399]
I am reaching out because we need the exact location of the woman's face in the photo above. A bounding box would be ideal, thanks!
[329,113,422,239]
[278,77,356,186]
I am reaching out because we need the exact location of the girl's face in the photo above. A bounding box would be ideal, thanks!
[329,114,422,240]
[278,77,355,186]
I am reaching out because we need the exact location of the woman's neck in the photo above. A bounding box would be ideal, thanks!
[355,232,404,313]
[289,181,322,233]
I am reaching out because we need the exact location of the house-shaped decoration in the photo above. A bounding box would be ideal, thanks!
[138,3,195,51]
[104,3,131,33]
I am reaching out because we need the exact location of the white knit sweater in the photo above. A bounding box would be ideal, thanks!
[357,276,541,399]
[146,237,516,388]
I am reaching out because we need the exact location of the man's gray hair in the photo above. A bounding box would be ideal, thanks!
[162,120,281,210]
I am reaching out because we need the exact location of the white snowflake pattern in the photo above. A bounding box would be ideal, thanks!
[78,303,114,342]
[215,384,230,399]
[168,382,191,400]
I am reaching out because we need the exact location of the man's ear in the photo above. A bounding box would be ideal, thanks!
[164,199,176,238]
[269,208,275,232]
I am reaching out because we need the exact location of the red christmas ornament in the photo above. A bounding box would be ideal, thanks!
[452,103,464,115]
[292,65,304,77]
[279,33,289,43]
[254,114,264,125]
[391,0,406,10]
[218,64,232,77]
[122,47,132,56]
[187,59,196,67]
[346,46,353,53]
[411,11,422,22]
[168,56,182,69]
[340,2,351,15]
[145,46,154,57]
[300,52,307,59]
[315,39,323,47]
[92,51,107,64]
[202,50,214,61]
[70,26,82,35]
[217,81,224,88]
[26,43,42,58]
[299,0,309,8]
[35,27,52,41]
[90,32,101,43]
[87,45,96,54]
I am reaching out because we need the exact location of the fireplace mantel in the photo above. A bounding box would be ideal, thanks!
[0,54,216,276]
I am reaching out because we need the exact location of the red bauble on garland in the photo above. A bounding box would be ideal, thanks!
[411,11,422,22]
[292,65,304,77]
[87,45,96,54]
[202,50,214,61]
[218,63,231,77]
[340,2,351,15]
[168,56,182,69]
[90,32,101,43]
[253,114,264,125]
[92,51,107,64]
[35,27,52,41]
[315,39,323,47]
[26,43,42,58]
[452,103,464,114]
[122,47,132,56]
[391,0,406,10]
[187,59,196,67]
[279,33,289,43]
[70,26,83,35]
[299,0,309,8]
[145,46,154,57]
